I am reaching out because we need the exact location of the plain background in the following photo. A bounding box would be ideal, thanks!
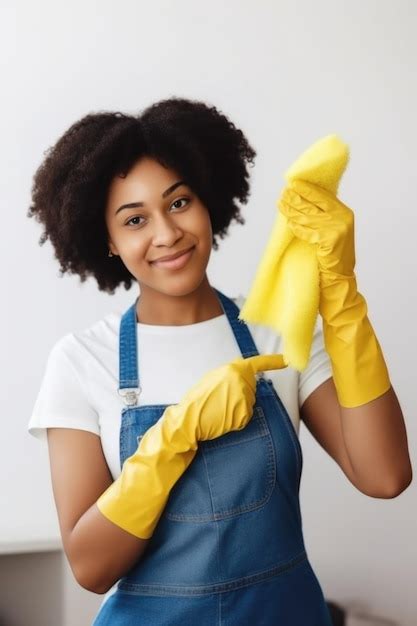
[1,1,416,624]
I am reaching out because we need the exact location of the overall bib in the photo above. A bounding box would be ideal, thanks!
[93,289,333,626]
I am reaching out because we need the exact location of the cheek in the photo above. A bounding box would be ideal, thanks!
[195,220,214,262]
[192,205,212,238]
[116,236,149,273]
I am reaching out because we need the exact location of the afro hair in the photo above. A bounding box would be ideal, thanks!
[27,96,257,294]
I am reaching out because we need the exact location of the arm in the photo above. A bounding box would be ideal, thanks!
[279,180,412,497]
[338,384,412,496]
[47,355,288,593]
[47,428,149,594]
[300,377,412,498]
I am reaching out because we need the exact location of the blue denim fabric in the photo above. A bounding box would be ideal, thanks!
[92,289,332,625]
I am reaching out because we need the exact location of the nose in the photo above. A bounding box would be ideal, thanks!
[151,213,184,247]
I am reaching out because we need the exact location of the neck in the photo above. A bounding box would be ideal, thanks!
[136,277,224,326]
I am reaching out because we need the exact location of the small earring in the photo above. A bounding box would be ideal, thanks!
[108,250,113,257]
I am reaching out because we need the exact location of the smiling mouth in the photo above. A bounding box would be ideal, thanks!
[150,246,195,270]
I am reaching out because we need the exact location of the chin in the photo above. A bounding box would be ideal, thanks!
[138,270,209,298]
[156,274,208,298]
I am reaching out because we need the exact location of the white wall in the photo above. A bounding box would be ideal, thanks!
[1,0,416,624]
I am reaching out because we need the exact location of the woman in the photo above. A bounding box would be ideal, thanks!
[27,97,411,625]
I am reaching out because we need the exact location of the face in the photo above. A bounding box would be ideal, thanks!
[105,156,214,298]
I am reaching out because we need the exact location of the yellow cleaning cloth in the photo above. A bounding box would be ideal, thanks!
[238,134,350,371]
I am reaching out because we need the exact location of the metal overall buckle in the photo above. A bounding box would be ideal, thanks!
[118,386,142,407]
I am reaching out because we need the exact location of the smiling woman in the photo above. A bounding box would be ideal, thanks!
[27,97,338,625]
[27,97,255,295]
[103,153,221,323]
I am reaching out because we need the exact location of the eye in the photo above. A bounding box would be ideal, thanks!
[124,197,190,227]
[125,215,145,227]
[171,197,189,210]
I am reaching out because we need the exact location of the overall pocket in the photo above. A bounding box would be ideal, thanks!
[119,402,277,523]
[164,403,276,521]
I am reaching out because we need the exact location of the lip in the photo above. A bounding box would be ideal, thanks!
[150,246,195,270]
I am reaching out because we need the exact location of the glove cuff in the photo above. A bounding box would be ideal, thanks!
[97,414,198,539]
[319,273,391,407]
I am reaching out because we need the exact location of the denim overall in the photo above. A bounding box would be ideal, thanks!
[93,289,333,626]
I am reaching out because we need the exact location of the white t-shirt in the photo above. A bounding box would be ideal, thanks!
[28,294,333,480]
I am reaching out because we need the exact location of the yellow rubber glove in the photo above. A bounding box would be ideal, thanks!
[278,179,391,408]
[97,353,288,539]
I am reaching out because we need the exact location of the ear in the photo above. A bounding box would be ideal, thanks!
[108,240,119,256]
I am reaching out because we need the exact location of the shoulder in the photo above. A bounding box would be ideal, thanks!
[49,309,122,365]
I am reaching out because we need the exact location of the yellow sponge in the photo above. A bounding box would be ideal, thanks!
[238,134,350,371]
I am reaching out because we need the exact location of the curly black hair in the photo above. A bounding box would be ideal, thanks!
[27,96,257,294]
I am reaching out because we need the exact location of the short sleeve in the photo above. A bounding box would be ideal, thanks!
[298,318,333,408]
[27,335,100,442]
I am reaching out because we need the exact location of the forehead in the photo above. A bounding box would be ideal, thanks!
[106,157,181,209]
[118,157,175,189]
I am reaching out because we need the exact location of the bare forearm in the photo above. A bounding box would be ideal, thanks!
[319,276,412,496]
[68,502,149,594]
[339,385,413,496]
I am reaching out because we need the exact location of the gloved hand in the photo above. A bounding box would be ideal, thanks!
[278,179,391,408]
[97,353,288,539]
[278,179,356,279]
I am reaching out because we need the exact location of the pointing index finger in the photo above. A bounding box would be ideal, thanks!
[245,354,289,376]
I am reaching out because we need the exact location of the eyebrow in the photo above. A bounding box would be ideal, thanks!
[114,180,187,215]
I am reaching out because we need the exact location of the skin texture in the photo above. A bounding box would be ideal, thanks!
[48,157,225,594]
[300,377,412,498]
